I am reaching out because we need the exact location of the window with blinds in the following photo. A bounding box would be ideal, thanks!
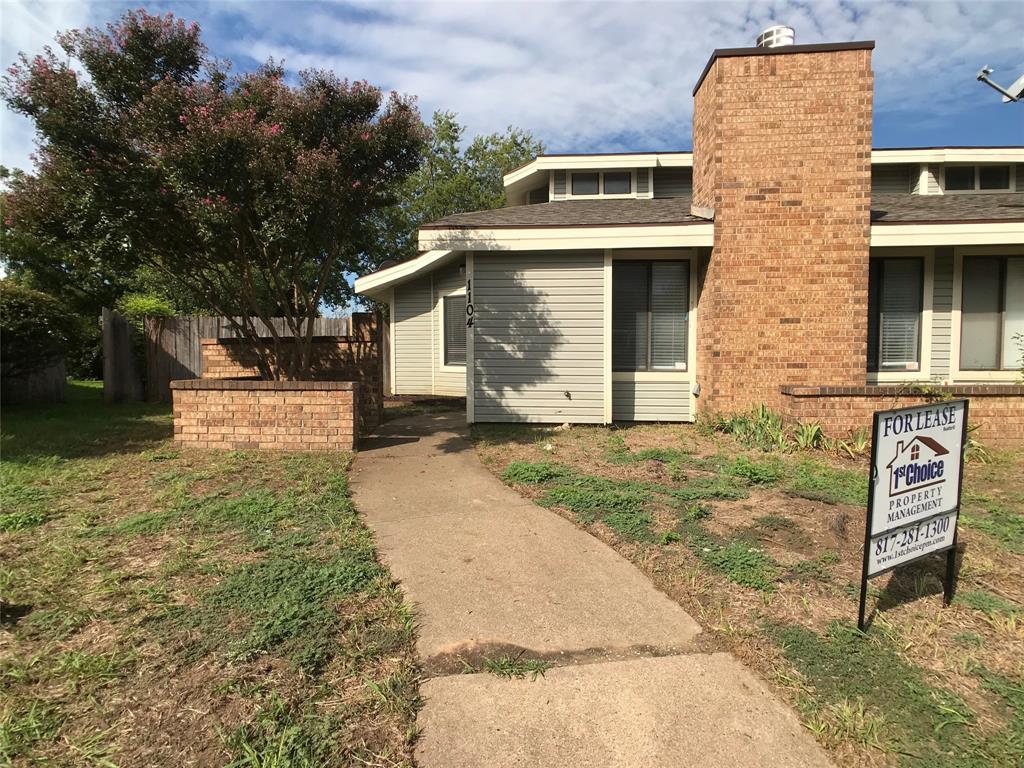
[443,295,467,366]
[961,256,1024,371]
[612,261,688,371]
[868,258,923,371]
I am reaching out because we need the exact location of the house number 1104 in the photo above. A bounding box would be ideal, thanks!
[466,278,474,327]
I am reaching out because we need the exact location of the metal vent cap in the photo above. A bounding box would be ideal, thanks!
[756,25,795,48]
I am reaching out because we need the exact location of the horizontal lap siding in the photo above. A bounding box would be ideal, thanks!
[612,381,691,421]
[431,263,467,397]
[871,165,912,193]
[473,252,605,423]
[930,247,954,379]
[653,168,693,198]
[393,277,433,394]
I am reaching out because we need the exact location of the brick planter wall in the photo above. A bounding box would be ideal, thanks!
[780,385,1024,448]
[171,380,358,451]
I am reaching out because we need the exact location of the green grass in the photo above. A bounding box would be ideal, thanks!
[771,621,1024,766]
[1,382,419,765]
[726,456,784,485]
[785,459,868,506]
[482,654,552,680]
[502,460,574,484]
[955,590,1022,617]
[686,527,783,592]
[961,505,1024,554]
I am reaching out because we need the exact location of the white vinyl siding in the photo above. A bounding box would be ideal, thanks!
[552,170,567,200]
[472,252,605,423]
[636,168,650,196]
[393,277,434,394]
[612,380,690,421]
[930,248,954,378]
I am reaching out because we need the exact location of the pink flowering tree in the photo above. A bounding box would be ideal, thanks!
[2,10,426,379]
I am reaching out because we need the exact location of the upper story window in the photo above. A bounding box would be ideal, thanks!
[569,170,633,198]
[612,261,689,371]
[868,257,923,372]
[960,256,1024,371]
[944,165,1013,192]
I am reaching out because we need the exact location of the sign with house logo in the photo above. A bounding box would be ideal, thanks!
[858,400,968,630]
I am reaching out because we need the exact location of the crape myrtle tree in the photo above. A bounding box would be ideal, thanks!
[2,10,427,380]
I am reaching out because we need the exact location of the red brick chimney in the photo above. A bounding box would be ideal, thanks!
[691,36,875,416]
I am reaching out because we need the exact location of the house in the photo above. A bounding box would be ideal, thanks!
[885,436,950,496]
[356,31,1024,446]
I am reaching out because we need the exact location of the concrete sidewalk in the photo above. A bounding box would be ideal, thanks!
[350,412,832,768]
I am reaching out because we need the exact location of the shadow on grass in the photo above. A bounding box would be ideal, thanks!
[1,381,172,462]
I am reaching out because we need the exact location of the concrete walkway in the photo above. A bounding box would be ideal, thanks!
[350,412,832,768]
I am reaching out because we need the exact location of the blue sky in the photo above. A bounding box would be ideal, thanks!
[2,0,1022,173]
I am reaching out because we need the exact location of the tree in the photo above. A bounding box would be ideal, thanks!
[369,111,544,266]
[0,278,79,379]
[2,10,427,380]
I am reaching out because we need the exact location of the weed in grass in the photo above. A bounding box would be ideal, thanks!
[501,461,573,485]
[727,456,784,486]
[223,693,341,768]
[754,514,797,533]
[687,528,782,592]
[365,666,420,718]
[603,508,654,541]
[804,697,888,750]
[482,653,552,680]
[0,701,64,762]
[0,507,47,532]
[961,505,1024,554]
[789,557,835,584]
[54,650,132,692]
[952,633,984,648]
[786,460,867,506]
[677,502,712,522]
[659,531,682,545]
[955,590,1022,617]
[19,607,94,642]
[771,621,984,765]
[703,404,791,452]
[665,476,748,502]
[112,508,180,535]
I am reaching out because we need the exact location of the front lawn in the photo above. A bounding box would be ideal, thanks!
[475,419,1024,768]
[1,382,418,766]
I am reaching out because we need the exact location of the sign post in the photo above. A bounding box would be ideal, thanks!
[858,399,968,631]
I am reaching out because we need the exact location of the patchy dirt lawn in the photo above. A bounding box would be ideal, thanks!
[1,382,418,767]
[474,420,1024,768]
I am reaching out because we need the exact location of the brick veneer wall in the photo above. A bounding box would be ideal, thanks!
[780,385,1024,448]
[171,380,358,451]
[199,315,382,434]
[692,44,875,416]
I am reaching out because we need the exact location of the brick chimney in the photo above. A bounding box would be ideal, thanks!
[691,37,875,416]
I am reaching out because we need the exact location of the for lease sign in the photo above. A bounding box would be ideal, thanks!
[866,400,967,577]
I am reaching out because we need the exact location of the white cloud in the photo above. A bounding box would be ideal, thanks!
[2,0,1021,172]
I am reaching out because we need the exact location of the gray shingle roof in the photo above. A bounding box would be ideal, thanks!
[419,192,1024,230]
[420,197,705,229]
[871,192,1024,223]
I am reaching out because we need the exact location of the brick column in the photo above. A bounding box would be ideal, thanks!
[692,42,875,415]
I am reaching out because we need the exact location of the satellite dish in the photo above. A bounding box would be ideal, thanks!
[976,67,1024,103]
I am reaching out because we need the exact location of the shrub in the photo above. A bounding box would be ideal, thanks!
[116,292,177,322]
[0,279,78,378]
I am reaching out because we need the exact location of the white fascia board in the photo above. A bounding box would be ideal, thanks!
[419,224,713,252]
[870,221,1024,246]
[354,249,456,299]
[503,153,694,189]
[872,148,1024,164]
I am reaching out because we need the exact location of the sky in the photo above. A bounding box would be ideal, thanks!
[1,0,1022,173]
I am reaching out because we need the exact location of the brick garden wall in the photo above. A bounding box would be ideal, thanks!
[171,380,358,451]
[692,44,875,416]
[780,385,1024,448]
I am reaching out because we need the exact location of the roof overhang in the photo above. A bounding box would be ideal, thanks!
[870,220,1024,246]
[871,147,1024,164]
[419,223,714,253]
[354,249,460,301]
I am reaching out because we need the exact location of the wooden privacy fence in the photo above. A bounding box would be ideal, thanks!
[102,308,144,403]
[143,315,363,403]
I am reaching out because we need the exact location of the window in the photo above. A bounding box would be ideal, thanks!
[443,295,466,366]
[571,172,599,196]
[612,261,689,371]
[603,172,631,195]
[910,445,920,461]
[944,165,1012,192]
[868,258,923,372]
[960,256,1024,371]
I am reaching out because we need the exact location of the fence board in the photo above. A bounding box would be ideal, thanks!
[141,315,355,403]
[102,308,144,403]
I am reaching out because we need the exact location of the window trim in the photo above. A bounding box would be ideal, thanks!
[438,286,467,372]
[611,259,689,373]
[567,169,638,200]
[951,246,1024,382]
[867,249,933,384]
[941,164,1015,194]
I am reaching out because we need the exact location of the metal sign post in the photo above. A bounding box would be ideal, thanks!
[858,399,969,631]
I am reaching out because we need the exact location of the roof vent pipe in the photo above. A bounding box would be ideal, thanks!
[756,25,795,48]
